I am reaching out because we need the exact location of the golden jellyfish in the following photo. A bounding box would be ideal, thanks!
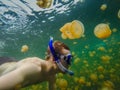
[101,55,111,63]
[97,66,104,72]
[94,23,112,39]
[57,79,68,88]
[89,51,96,57]
[74,77,79,83]
[100,4,107,11]
[74,58,80,64]
[21,45,29,53]
[70,20,84,38]
[36,0,53,8]
[57,73,63,78]
[60,23,75,39]
[112,28,117,33]
[99,74,104,79]
[60,20,84,39]
[78,76,86,84]
[101,80,114,90]
[90,73,98,82]
[86,81,91,87]
[97,46,106,52]
[118,9,120,19]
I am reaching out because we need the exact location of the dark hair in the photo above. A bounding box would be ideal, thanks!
[45,41,70,60]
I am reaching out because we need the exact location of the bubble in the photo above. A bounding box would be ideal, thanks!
[100,4,107,11]
[94,23,112,39]
[36,0,53,8]
[21,45,29,53]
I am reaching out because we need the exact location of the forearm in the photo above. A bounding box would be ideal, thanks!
[48,76,56,90]
[0,70,24,90]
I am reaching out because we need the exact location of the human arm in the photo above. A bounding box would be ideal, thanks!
[48,75,56,90]
[0,63,41,90]
[0,68,24,90]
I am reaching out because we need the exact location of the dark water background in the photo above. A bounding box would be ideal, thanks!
[0,0,120,90]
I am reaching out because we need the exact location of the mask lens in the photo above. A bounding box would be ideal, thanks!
[65,54,73,65]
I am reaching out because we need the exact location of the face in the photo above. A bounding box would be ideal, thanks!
[47,40,73,67]
[59,48,73,68]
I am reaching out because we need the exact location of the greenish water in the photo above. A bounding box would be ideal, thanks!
[0,0,120,90]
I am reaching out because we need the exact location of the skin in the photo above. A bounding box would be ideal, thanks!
[0,47,71,90]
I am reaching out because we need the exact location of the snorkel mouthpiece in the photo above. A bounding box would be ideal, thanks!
[49,37,74,76]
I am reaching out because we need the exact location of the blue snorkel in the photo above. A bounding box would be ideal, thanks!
[49,37,74,76]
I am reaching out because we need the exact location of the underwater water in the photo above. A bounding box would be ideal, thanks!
[0,0,120,90]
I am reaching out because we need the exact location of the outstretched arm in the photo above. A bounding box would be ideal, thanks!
[0,68,24,90]
[0,63,41,90]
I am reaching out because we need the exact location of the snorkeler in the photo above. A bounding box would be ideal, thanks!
[0,37,74,90]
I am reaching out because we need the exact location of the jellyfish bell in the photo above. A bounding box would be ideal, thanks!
[60,23,75,39]
[118,9,120,19]
[57,79,68,88]
[100,4,107,11]
[71,20,85,38]
[60,20,85,39]
[90,73,98,82]
[61,33,67,39]
[21,45,29,53]
[36,0,53,8]
[94,23,112,39]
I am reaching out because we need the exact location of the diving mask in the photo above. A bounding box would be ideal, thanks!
[48,37,74,75]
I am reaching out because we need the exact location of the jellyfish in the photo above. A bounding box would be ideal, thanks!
[101,55,111,63]
[90,73,98,82]
[60,20,84,39]
[97,66,104,72]
[86,82,91,87]
[70,20,84,38]
[101,80,114,90]
[74,58,81,64]
[94,23,112,39]
[99,74,104,79]
[21,45,29,53]
[74,77,79,83]
[57,73,63,78]
[97,46,106,52]
[57,79,68,88]
[118,9,120,19]
[78,76,86,84]
[60,23,75,39]
[112,28,117,33]
[100,4,107,11]
[36,0,53,8]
